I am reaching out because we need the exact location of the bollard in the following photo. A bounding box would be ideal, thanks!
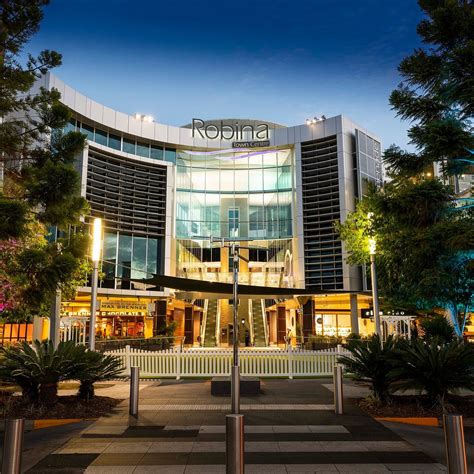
[443,414,467,474]
[226,414,244,474]
[129,366,140,417]
[231,365,240,414]
[2,418,25,474]
[333,364,343,415]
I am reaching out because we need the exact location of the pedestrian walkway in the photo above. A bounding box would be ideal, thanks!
[27,379,448,473]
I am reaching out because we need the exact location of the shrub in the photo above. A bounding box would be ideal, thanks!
[389,339,474,409]
[338,334,399,402]
[419,315,455,344]
[70,346,123,400]
[0,340,79,405]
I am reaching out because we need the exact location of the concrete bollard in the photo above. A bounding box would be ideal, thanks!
[129,366,140,417]
[2,418,25,474]
[443,414,467,474]
[333,364,343,415]
[226,414,244,474]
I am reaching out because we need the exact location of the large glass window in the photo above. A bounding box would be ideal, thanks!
[175,148,294,240]
[95,128,108,146]
[165,148,176,164]
[137,142,150,158]
[151,145,164,160]
[123,138,136,154]
[131,236,147,279]
[102,232,117,288]
[117,234,132,289]
[81,123,94,141]
[108,134,121,150]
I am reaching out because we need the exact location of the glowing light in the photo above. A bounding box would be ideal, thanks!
[368,237,376,255]
[92,217,102,262]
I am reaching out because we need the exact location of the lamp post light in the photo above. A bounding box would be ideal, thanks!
[89,217,102,351]
[368,236,382,338]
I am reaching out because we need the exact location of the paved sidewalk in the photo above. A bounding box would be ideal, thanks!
[25,379,453,473]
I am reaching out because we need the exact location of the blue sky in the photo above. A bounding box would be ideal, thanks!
[28,0,425,149]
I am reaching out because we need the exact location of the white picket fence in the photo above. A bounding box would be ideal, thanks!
[104,345,350,379]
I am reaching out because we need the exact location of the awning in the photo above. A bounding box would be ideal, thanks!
[132,274,365,299]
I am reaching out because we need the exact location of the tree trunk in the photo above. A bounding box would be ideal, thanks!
[39,382,58,406]
[78,380,94,401]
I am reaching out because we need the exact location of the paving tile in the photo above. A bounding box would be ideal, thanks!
[86,467,135,473]
[384,464,447,472]
[319,441,368,452]
[104,441,152,453]
[278,441,322,452]
[148,442,194,453]
[245,464,287,473]
[164,425,201,431]
[308,426,349,434]
[133,466,185,473]
[245,425,274,433]
[336,463,391,472]
[245,441,280,452]
[273,425,311,433]
[139,453,190,465]
[91,453,145,466]
[54,442,110,454]
[285,464,338,473]
[184,465,225,473]
[198,425,226,433]
[191,441,226,452]
[361,441,417,452]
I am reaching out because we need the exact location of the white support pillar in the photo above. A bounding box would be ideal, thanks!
[349,294,359,335]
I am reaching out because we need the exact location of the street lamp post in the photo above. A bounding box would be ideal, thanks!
[89,217,102,351]
[231,243,240,414]
[368,237,382,338]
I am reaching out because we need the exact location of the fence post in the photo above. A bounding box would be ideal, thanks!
[288,343,293,380]
[176,343,181,380]
[2,418,25,474]
[125,345,131,376]
[443,414,467,474]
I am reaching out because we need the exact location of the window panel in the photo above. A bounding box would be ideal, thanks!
[151,145,164,160]
[137,142,150,158]
[123,138,136,154]
[131,236,147,279]
[108,134,121,150]
[95,128,108,146]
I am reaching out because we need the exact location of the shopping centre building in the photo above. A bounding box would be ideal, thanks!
[39,73,390,346]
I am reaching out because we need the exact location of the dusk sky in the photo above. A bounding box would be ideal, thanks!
[29,0,425,149]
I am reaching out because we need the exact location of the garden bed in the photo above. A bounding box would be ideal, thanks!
[359,394,474,421]
[0,395,122,420]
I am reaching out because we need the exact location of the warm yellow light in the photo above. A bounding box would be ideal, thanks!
[368,237,376,255]
[92,217,102,262]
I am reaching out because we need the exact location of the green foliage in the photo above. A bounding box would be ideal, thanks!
[419,315,455,344]
[0,340,80,405]
[0,1,90,319]
[69,346,123,400]
[338,335,399,401]
[389,339,474,409]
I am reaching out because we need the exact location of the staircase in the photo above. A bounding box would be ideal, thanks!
[202,299,218,347]
[251,299,267,347]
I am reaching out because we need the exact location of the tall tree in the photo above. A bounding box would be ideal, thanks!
[0,0,90,320]
[337,0,474,336]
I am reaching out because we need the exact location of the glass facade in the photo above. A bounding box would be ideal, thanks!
[175,148,294,239]
[66,119,175,163]
[100,232,163,290]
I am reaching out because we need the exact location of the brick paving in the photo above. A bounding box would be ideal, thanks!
[26,379,448,473]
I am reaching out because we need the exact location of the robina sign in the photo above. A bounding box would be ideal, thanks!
[192,118,269,141]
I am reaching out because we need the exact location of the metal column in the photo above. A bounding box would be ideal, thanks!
[443,414,467,473]
[129,366,140,417]
[226,414,244,474]
[231,244,240,415]
[333,364,343,415]
[2,419,25,474]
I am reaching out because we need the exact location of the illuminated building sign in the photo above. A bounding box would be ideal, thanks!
[100,301,148,312]
[192,118,269,141]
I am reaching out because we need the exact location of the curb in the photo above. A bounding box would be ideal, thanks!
[376,416,439,427]
[0,418,95,432]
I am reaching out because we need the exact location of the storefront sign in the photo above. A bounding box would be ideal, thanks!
[192,118,269,141]
[100,301,148,312]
